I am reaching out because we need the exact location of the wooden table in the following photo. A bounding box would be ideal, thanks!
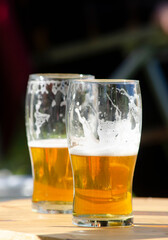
[0,198,167,240]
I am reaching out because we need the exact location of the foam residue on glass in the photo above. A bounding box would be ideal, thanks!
[27,79,68,140]
[70,86,142,157]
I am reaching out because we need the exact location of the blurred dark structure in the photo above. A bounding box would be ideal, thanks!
[0,1,168,197]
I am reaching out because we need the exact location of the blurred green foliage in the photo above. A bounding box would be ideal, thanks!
[0,123,31,175]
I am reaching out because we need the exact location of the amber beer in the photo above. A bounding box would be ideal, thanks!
[70,150,137,219]
[28,139,73,213]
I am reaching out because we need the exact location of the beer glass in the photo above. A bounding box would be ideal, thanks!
[25,73,94,213]
[66,79,142,226]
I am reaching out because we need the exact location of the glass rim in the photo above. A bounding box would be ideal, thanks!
[71,79,139,83]
[28,73,94,81]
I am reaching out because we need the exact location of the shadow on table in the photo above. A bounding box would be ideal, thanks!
[38,224,168,240]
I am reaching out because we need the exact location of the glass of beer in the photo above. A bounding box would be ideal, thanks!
[66,79,142,226]
[25,73,94,213]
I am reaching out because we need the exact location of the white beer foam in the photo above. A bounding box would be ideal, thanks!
[70,119,141,157]
[70,140,139,156]
[28,139,68,148]
[70,143,139,157]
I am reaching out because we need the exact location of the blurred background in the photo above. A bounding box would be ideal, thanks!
[0,0,168,200]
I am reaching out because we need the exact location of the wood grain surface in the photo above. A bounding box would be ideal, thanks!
[0,198,167,240]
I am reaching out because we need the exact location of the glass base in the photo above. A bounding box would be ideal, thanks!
[32,201,72,214]
[72,215,133,227]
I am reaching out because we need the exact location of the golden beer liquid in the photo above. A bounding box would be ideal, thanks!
[29,140,73,204]
[71,154,136,216]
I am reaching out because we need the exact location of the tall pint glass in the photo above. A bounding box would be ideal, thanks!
[25,73,94,213]
[66,79,142,226]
